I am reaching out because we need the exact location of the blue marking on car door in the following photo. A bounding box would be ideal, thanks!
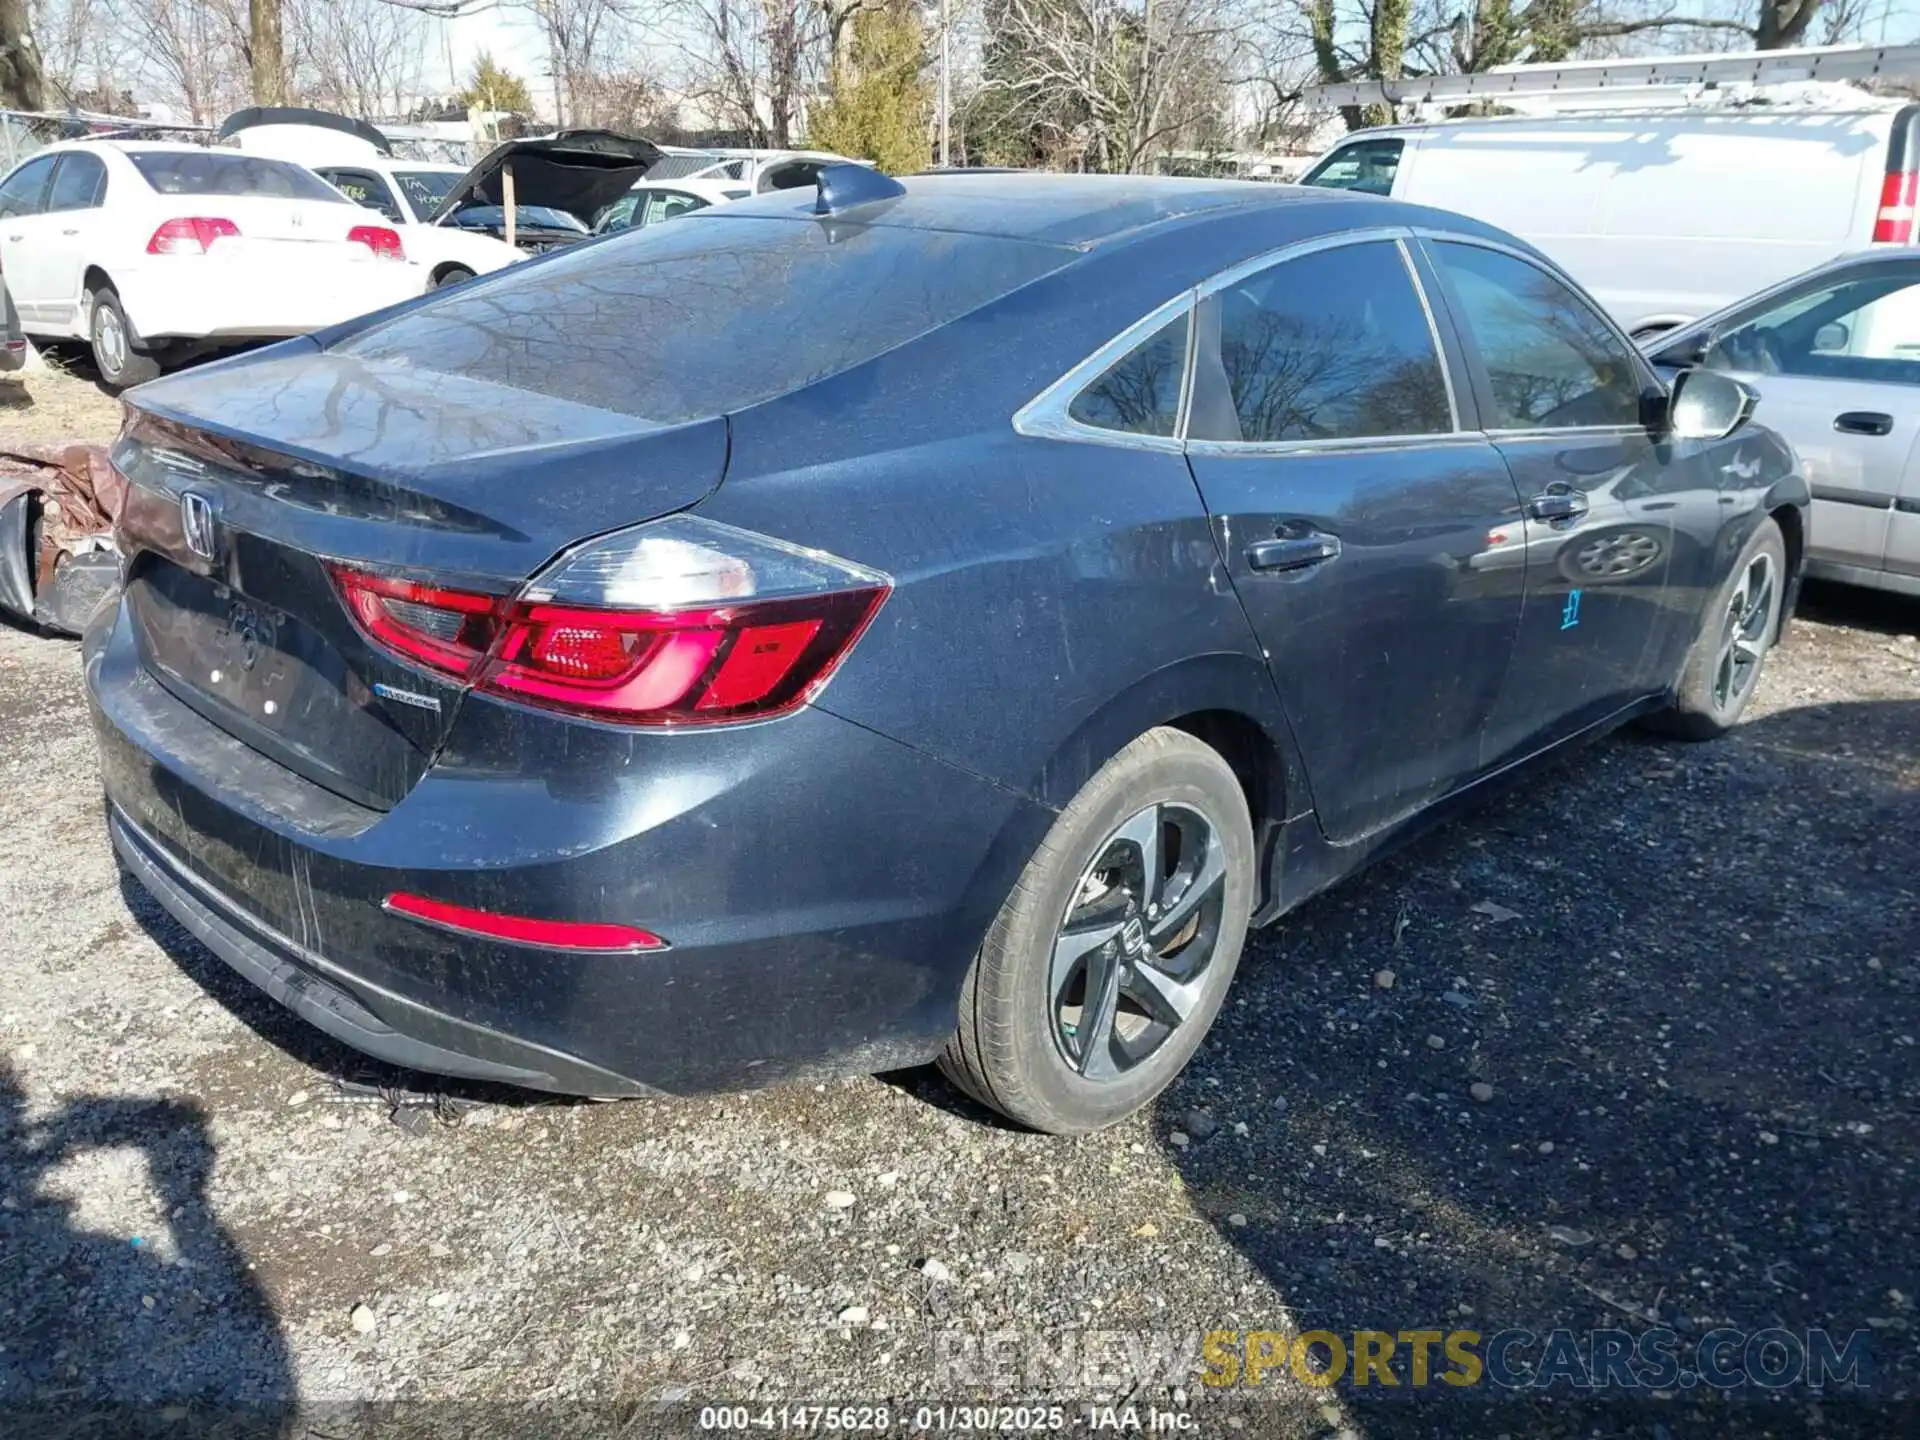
[1561,590,1582,630]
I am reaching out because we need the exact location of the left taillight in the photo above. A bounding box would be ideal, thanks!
[348,224,406,261]
[147,217,239,254]
[328,517,890,726]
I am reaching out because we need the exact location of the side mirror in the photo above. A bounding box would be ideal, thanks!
[1814,321,1849,352]
[1668,367,1756,441]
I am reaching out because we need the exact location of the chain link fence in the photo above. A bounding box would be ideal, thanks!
[0,110,482,175]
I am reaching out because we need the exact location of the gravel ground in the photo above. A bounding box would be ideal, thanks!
[1,358,126,448]
[0,390,1915,1440]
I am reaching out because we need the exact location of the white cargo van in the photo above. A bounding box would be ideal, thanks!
[1299,47,1920,338]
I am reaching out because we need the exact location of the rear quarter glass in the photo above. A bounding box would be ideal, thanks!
[331,216,1078,426]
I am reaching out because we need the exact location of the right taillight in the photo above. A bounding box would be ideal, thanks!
[1875,171,1918,243]
[147,217,240,255]
[329,517,890,726]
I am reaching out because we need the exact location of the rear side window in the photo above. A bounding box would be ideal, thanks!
[1190,240,1452,444]
[47,153,107,211]
[130,152,346,202]
[1301,139,1404,197]
[1431,241,1642,430]
[337,217,1074,424]
[1068,313,1189,437]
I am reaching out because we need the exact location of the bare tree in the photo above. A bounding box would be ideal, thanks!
[669,0,820,144]
[287,0,430,116]
[248,0,284,100]
[2,0,46,107]
[971,0,1239,172]
[106,0,246,120]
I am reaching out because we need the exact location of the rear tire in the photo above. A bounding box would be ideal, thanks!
[431,265,476,289]
[1645,518,1786,741]
[938,727,1255,1135]
[88,286,160,391]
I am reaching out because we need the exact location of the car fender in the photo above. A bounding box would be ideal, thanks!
[408,225,522,276]
[933,651,1314,982]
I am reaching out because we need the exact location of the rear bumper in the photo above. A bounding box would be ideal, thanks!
[115,257,421,343]
[85,599,1046,1096]
[111,805,647,1093]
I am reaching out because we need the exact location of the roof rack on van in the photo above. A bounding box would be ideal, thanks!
[1307,41,1920,111]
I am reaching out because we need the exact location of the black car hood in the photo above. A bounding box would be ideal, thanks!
[428,131,663,227]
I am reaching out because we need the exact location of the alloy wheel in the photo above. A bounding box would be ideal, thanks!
[93,303,127,379]
[1711,549,1776,715]
[1049,802,1230,1081]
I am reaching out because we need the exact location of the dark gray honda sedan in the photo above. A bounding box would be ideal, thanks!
[87,171,1808,1133]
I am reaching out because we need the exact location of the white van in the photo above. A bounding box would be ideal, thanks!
[1300,102,1920,338]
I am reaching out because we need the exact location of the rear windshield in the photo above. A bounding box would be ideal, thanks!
[132,152,346,202]
[335,215,1074,424]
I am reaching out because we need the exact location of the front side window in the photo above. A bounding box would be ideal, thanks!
[130,152,346,202]
[1067,313,1190,438]
[1189,240,1452,445]
[1705,266,1920,383]
[641,191,710,227]
[1432,241,1643,430]
[323,169,401,220]
[1300,139,1404,197]
[595,193,640,232]
[46,153,106,212]
[0,156,57,219]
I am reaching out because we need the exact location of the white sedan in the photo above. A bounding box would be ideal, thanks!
[0,140,420,389]
[304,160,527,289]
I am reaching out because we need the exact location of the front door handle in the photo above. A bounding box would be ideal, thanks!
[3,233,20,243]
[1835,410,1894,437]
[60,227,78,236]
[1247,533,1341,573]
[1527,489,1590,522]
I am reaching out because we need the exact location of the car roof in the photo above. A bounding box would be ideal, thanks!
[716,172,1369,250]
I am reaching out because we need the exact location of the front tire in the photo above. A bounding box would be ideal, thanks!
[88,287,160,391]
[938,727,1255,1134]
[1646,518,1786,740]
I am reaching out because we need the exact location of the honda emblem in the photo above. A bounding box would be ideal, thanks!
[180,491,218,560]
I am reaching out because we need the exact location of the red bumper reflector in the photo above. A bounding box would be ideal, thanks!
[382,892,666,953]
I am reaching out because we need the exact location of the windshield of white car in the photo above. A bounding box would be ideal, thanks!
[130,152,346,202]
[395,170,461,217]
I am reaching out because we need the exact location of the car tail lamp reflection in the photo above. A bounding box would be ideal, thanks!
[147,217,240,255]
[348,224,407,260]
[328,517,890,726]
[383,892,665,952]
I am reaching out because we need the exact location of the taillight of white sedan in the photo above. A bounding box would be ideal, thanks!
[0,139,422,390]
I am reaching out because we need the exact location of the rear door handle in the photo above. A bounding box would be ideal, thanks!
[1835,411,1894,436]
[60,227,78,236]
[1526,489,1590,522]
[1246,533,1341,573]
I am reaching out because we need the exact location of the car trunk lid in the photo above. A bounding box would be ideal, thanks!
[114,345,727,810]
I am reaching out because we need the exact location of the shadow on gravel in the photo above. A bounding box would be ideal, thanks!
[1156,697,1919,1436]
[0,1056,294,1431]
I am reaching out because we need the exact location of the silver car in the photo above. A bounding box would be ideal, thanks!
[1648,252,1920,597]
